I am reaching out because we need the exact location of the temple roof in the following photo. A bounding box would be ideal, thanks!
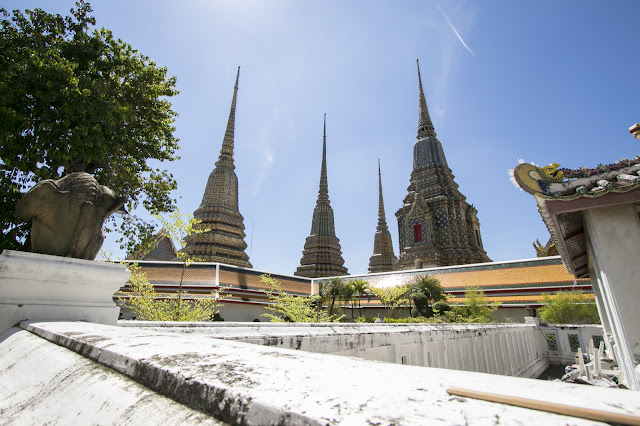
[511,157,640,201]
[317,256,592,308]
[126,231,177,261]
[123,257,592,310]
[510,153,640,278]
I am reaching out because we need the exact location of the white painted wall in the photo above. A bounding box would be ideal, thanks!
[584,205,640,390]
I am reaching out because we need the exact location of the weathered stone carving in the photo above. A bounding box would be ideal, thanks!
[16,172,126,260]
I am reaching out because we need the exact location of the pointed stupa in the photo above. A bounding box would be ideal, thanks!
[368,160,397,273]
[395,60,490,269]
[183,67,252,267]
[295,115,348,278]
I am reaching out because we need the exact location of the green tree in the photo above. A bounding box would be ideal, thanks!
[154,207,210,321]
[349,279,370,317]
[119,207,219,321]
[261,275,342,323]
[405,275,446,317]
[119,263,224,321]
[432,301,451,314]
[320,278,346,316]
[341,281,357,319]
[538,291,600,324]
[371,284,408,318]
[0,1,179,252]
[454,287,500,323]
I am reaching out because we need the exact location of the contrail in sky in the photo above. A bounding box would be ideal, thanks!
[436,2,475,56]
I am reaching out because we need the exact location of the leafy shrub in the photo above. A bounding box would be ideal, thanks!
[261,275,343,322]
[432,301,451,313]
[538,291,600,324]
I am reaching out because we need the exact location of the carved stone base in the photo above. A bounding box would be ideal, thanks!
[0,250,129,333]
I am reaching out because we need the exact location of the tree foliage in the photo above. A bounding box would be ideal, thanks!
[155,208,207,263]
[340,280,356,318]
[370,284,408,318]
[261,275,342,323]
[453,287,500,323]
[405,275,446,317]
[538,291,600,324]
[349,279,371,317]
[119,264,223,321]
[0,1,179,252]
[119,209,220,321]
[319,277,346,316]
[381,287,499,324]
[154,208,211,319]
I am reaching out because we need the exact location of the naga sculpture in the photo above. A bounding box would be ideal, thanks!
[16,172,126,260]
[510,162,565,195]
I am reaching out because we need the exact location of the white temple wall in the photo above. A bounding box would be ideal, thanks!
[584,204,640,390]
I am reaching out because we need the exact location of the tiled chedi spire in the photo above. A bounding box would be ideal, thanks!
[295,115,348,278]
[368,160,397,273]
[183,67,252,267]
[395,59,490,269]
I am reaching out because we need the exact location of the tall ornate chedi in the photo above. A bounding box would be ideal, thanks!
[368,160,397,273]
[395,60,490,269]
[295,115,348,278]
[183,67,252,268]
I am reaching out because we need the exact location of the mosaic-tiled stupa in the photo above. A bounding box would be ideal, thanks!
[395,60,490,269]
[368,160,397,273]
[295,115,348,278]
[183,67,252,267]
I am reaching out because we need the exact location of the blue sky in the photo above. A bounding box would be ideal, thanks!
[6,1,640,275]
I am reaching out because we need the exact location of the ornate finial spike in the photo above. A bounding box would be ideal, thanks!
[318,114,329,200]
[416,59,436,139]
[216,66,241,169]
[377,159,386,224]
[323,113,326,140]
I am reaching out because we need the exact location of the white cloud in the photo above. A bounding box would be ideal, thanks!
[253,150,275,195]
[436,2,475,56]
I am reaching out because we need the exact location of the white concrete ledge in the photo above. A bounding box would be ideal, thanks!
[19,321,640,425]
[0,250,128,332]
[0,327,224,425]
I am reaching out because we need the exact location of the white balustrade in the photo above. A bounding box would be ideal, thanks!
[122,321,603,379]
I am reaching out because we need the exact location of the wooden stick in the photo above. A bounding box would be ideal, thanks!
[447,387,640,426]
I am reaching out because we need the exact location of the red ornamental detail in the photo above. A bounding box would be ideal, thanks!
[413,224,423,243]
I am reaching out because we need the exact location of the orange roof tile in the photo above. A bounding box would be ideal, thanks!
[429,264,585,288]
[451,293,595,304]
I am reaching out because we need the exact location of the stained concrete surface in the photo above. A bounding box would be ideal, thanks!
[0,327,226,425]
[5,321,640,425]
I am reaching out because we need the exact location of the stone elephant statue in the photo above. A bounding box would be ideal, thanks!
[16,172,127,260]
